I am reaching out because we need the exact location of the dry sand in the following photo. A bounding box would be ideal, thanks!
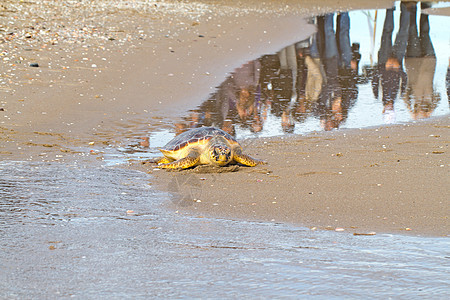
[1,0,448,236]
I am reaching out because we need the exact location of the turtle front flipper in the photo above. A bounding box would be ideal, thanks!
[155,156,173,164]
[159,152,200,169]
[233,153,266,167]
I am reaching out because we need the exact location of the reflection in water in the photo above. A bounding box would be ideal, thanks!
[448,58,450,101]
[403,2,439,120]
[173,1,448,138]
[373,2,440,122]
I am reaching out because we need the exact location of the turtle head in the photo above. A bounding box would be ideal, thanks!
[209,145,232,166]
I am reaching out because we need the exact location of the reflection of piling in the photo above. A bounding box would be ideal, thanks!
[363,10,377,66]
[372,10,377,66]
[447,59,450,103]
[278,45,298,103]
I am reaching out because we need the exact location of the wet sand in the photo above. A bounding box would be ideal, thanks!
[1,0,449,236]
[147,116,449,236]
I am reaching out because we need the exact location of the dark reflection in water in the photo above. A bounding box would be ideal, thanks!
[374,2,439,122]
[447,59,450,101]
[173,2,448,138]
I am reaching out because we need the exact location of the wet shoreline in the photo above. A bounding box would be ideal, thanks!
[1,0,448,236]
[1,162,449,298]
[1,0,449,298]
[143,115,449,237]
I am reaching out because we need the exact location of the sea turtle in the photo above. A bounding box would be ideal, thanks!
[156,127,265,169]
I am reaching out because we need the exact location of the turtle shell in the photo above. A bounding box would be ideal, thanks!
[162,127,238,152]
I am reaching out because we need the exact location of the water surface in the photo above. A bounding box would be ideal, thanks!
[1,161,449,298]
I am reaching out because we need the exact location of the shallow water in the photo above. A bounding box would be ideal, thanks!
[1,161,449,298]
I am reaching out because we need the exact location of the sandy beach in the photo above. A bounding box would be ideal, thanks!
[1,0,449,237]
[2,1,450,298]
[145,116,449,236]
